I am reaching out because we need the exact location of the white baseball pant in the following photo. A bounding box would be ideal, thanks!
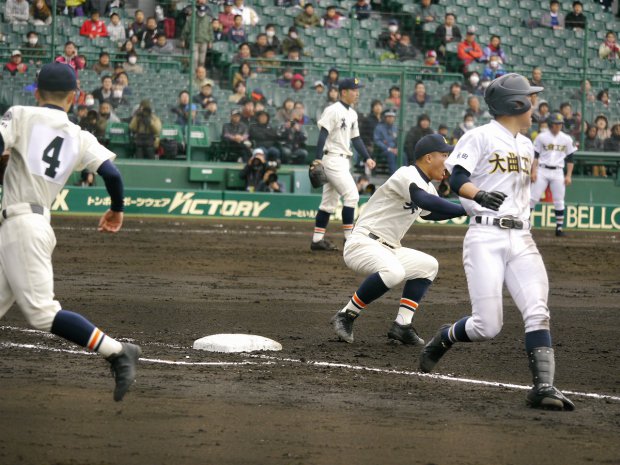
[319,155,359,213]
[530,166,565,210]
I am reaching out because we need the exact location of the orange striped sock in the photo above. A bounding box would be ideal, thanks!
[87,328,123,357]
[312,227,326,243]
[396,298,419,325]
[342,292,367,315]
[343,224,353,239]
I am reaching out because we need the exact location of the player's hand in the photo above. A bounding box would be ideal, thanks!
[98,209,124,233]
[365,158,376,170]
[531,170,537,183]
[564,175,572,186]
[473,190,507,211]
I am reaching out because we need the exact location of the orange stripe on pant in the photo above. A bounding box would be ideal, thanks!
[88,329,102,350]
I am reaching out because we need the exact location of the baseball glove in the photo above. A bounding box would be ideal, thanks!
[308,159,328,188]
[0,152,9,185]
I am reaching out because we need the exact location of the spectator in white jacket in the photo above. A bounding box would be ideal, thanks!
[5,0,30,25]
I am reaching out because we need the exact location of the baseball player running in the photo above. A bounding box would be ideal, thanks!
[311,78,376,251]
[530,112,575,237]
[418,74,574,410]
[0,63,140,402]
[331,134,466,345]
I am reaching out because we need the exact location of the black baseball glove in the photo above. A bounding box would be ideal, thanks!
[308,159,328,188]
[473,190,507,211]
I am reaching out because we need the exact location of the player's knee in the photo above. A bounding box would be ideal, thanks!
[422,256,439,281]
[23,307,57,331]
[342,190,359,208]
[379,267,406,289]
[469,314,503,341]
[524,311,550,333]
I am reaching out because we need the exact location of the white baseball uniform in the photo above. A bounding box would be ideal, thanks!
[445,119,550,341]
[530,130,576,211]
[344,166,439,289]
[316,101,360,213]
[0,106,115,330]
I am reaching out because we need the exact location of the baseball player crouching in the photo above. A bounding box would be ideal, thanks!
[310,78,376,251]
[529,112,575,237]
[419,74,574,411]
[331,134,466,345]
[0,63,140,402]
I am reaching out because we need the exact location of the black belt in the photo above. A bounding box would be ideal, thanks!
[474,216,525,229]
[368,232,395,249]
[540,164,559,170]
[2,204,46,219]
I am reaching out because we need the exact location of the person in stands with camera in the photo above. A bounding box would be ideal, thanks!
[257,165,285,193]
[278,109,308,164]
[129,99,162,159]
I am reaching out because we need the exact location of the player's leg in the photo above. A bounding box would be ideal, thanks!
[529,170,549,211]
[548,171,566,236]
[387,248,439,345]
[505,232,574,410]
[420,228,507,372]
[324,156,359,240]
[312,180,339,250]
[3,215,140,401]
[332,236,404,342]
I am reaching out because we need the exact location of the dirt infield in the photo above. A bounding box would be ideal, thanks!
[0,216,619,465]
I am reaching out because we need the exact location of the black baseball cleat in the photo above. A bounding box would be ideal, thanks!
[419,324,452,373]
[311,239,338,251]
[387,321,425,346]
[331,310,358,343]
[107,342,142,402]
[526,385,575,411]
[555,228,566,237]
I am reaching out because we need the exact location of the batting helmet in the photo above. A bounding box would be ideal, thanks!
[484,73,543,117]
[548,113,564,125]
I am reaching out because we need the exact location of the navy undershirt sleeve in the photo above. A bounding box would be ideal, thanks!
[0,133,4,154]
[534,151,540,159]
[97,159,124,212]
[565,153,574,164]
[449,165,472,194]
[409,183,466,219]
[352,136,371,161]
[315,127,329,159]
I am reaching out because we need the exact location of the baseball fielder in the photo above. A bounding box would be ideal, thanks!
[530,112,575,237]
[311,78,376,251]
[0,63,140,402]
[419,74,574,411]
[331,134,466,345]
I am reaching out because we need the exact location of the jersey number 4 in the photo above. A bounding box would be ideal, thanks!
[42,136,64,179]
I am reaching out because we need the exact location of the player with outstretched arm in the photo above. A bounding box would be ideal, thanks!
[0,63,141,402]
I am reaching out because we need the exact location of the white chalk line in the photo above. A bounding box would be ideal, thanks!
[1,326,618,403]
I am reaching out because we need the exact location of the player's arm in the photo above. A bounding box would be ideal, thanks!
[449,165,507,211]
[97,159,124,233]
[409,183,466,220]
[315,127,328,160]
[352,136,376,169]
[531,151,540,182]
[564,152,574,185]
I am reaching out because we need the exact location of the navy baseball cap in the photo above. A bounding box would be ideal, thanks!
[339,77,363,91]
[548,112,564,125]
[37,63,77,92]
[414,134,454,159]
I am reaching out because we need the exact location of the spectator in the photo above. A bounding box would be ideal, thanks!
[457,26,483,71]
[313,80,326,95]
[122,51,143,74]
[452,112,476,141]
[22,31,45,66]
[79,110,99,136]
[437,123,449,140]
[559,102,576,134]
[92,52,112,75]
[413,0,439,24]
[597,89,610,108]
[118,40,135,64]
[91,101,116,143]
[384,86,401,109]
[67,0,87,17]
[107,12,126,45]
[352,0,371,20]
[530,67,544,87]
[80,10,108,38]
[295,3,320,28]
[292,101,311,125]
[323,67,340,88]
[377,19,401,52]
[229,81,247,104]
[482,35,507,64]
[584,123,607,177]
[422,50,443,73]
[29,0,52,26]
[264,23,281,53]
[540,0,565,29]
[465,95,489,120]
[603,123,620,153]
[408,81,430,108]
[4,0,29,25]
[404,114,433,164]
[282,27,304,55]
[232,42,252,64]
[599,31,620,60]
[249,111,281,161]
[257,168,285,193]
[223,108,252,161]
[3,50,28,76]
[463,71,483,95]
[193,82,216,109]
[137,16,159,49]
[435,13,462,56]
[373,109,399,174]
[276,98,295,124]
[194,66,214,89]
[529,119,549,140]
[203,98,218,122]
[291,73,305,92]
[359,99,383,153]
[55,41,83,73]
[98,100,120,124]
[278,113,308,164]
[152,35,174,54]
[257,47,280,73]
[171,90,197,129]
[108,83,129,109]
[322,6,344,29]
[571,79,596,103]
[227,14,247,44]
[283,47,306,75]
[219,1,236,34]
[128,10,147,42]
[183,0,213,69]
[233,62,255,88]
[241,149,267,192]
[232,0,260,27]
[533,100,550,123]
[396,34,419,61]
[211,19,226,42]
[239,99,256,126]
[276,67,294,88]
[594,114,610,144]
[481,55,506,80]
[92,75,114,103]
[441,82,465,108]
[129,100,161,159]
[251,33,269,57]
[565,1,586,30]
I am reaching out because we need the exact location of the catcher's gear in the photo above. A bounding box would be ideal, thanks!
[526,347,575,411]
[473,190,507,211]
[484,73,543,117]
[308,159,328,188]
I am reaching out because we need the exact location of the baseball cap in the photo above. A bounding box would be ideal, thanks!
[339,77,363,90]
[313,80,325,88]
[205,97,217,104]
[11,50,22,57]
[382,109,396,117]
[388,19,398,25]
[252,148,265,156]
[426,50,437,58]
[414,134,454,159]
[231,108,241,116]
[548,113,564,124]
[466,25,477,34]
[37,62,77,92]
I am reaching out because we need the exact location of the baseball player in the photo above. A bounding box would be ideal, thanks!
[311,78,376,251]
[331,134,466,345]
[0,63,140,402]
[418,74,574,411]
[529,112,575,237]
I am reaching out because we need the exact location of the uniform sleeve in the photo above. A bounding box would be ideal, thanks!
[444,130,481,174]
[533,134,543,154]
[0,107,20,148]
[77,130,116,173]
[350,113,360,139]
[317,105,334,132]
